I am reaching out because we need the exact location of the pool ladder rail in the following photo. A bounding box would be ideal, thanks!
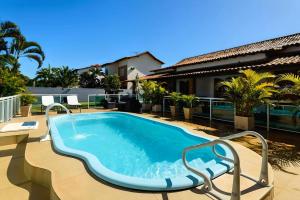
[40,103,70,142]
[182,131,271,200]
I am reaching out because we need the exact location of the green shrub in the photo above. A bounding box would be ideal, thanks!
[140,80,156,104]
[170,92,181,106]
[181,95,197,108]
[0,68,25,97]
[218,69,277,117]
[20,93,36,106]
[104,74,121,93]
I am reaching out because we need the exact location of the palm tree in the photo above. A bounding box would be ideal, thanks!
[35,65,56,87]
[219,69,277,117]
[57,66,78,88]
[0,21,20,54]
[79,67,104,88]
[277,73,300,96]
[9,35,45,73]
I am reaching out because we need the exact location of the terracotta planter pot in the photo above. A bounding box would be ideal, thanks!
[234,115,254,130]
[170,106,177,117]
[152,104,161,112]
[142,103,152,112]
[20,105,32,117]
[183,107,193,120]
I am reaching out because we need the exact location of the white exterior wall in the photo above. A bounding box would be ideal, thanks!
[194,74,235,97]
[126,54,162,89]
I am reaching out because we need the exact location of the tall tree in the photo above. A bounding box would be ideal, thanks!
[0,21,20,54]
[35,65,57,87]
[79,67,104,88]
[9,35,45,73]
[57,66,78,88]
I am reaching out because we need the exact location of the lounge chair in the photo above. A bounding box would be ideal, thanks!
[67,95,81,112]
[41,96,55,113]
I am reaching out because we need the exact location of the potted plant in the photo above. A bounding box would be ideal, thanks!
[151,82,167,112]
[219,69,277,130]
[181,94,197,120]
[169,92,181,117]
[140,80,156,112]
[20,93,37,117]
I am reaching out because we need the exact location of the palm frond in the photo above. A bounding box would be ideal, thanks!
[25,54,43,68]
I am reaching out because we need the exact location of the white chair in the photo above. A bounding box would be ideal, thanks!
[41,96,54,113]
[67,95,81,112]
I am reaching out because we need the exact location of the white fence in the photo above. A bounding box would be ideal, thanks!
[27,87,132,102]
[0,95,20,123]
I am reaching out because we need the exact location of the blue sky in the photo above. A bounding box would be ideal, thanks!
[2,0,300,78]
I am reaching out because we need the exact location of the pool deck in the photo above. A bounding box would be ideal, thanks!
[0,109,284,199]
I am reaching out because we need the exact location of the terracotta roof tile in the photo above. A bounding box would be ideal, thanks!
[175,33,300,67]
[150,55,300,79]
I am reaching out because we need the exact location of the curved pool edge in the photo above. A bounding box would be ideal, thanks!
[49,111,234,191]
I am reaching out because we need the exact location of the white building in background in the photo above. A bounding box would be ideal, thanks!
[76,51,164,90]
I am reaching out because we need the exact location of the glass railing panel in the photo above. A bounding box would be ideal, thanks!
[211,101,234,121]
[193,99,210,118]
[269,104,300,132]
[254,104,268,126]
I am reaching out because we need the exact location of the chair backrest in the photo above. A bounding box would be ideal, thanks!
[67,95,79,105]
[41,96,54,106]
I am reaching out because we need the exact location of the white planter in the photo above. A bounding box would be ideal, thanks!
[152,104,161,112]
[20,105,32,117]
[183,107,193,120]
[234,115,254,130]
[170,106,177,117]
[142,103,152,112]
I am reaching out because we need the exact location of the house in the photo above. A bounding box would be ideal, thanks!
[142,33,300,97]
[76,64,102,75]
[76,51,164,90]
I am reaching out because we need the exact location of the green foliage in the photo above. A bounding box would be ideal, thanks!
[104,74,121,93]
[170,92,182,106]
[79,67,104,88]
[57,66,78,88]
[0,68,25,97]
[139,80,167,104]
[219,69,277,117]
[276,73,300,99]
[181,94,197,108]
[0,21,44,74]
[140,80,156,103]
[151,82,167,104]
[20,93,36,106]
[35,65,78,88]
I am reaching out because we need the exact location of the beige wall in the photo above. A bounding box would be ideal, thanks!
[105,54,162,89]
[126,54,162,89]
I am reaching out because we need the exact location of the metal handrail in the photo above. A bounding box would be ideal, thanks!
[221,131,269,186]
[40,103,70,142]
[182,139,241,200]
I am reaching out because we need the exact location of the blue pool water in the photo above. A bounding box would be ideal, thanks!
[49,112,233,191]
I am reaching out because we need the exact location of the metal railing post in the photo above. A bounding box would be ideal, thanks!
[209,99,212,121]
[266,104,270,132]
[163,97,165,117]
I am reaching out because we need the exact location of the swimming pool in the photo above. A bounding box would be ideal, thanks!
[49,112,233,191]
